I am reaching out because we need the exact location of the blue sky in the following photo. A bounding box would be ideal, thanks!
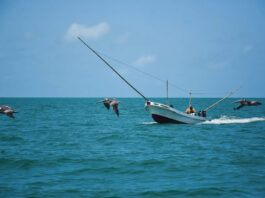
[0,0,265,97]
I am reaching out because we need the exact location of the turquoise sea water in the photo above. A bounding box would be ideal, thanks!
[1,98,265,197]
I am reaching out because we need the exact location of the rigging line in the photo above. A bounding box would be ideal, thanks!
[78,37,149,101]
[97,51,189,94]
[203,86,242,111]
[92,51,230,96]
[95,50,233,96]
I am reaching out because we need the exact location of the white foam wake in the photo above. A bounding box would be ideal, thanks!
[141,122,158,125]
[202,116,265,125]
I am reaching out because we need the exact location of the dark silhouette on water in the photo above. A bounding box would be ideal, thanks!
[0,105,18,118]
[232,99,261,110]
[97,98,121,116]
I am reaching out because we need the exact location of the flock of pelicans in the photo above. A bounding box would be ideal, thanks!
[0,98,121,119]
[0,98,261,119]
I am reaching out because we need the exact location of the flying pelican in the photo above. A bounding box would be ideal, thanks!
[97,98,121,116]
[232,99,261,110]
[0,105,18,118]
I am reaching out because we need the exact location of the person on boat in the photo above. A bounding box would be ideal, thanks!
[186,106,196,114]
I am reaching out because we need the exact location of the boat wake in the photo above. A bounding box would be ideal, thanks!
[141,122,158,125]
[201,116,265,125]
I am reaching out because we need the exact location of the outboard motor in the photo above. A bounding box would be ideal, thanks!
[202,111,206,117]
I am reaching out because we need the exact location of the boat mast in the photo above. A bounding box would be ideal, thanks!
[189,90,192,107]
[78,37,149,101]
[166,80,168,105]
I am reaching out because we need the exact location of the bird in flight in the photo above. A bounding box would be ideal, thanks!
[0,105,18,118]
[232,99,261,110]
[97,98,121,116]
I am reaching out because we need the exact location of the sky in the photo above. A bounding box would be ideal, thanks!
[0,0,265,98]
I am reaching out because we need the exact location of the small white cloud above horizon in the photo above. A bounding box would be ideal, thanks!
[243,45,253,53]
[64,22,110,41]
[133,55,156,67]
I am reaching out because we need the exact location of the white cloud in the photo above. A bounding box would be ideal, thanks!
[243,45,253,53]
[64,22,110,41]
[133,56,156,67]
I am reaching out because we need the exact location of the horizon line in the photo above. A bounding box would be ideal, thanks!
[0,96,264,99]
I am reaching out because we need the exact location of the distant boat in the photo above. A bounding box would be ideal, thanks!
[78,37,240,124]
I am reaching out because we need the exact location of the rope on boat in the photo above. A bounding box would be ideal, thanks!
[97,51,189,94]
[203,86,242,111]
[78,37,149,101]
[97,52,233,96]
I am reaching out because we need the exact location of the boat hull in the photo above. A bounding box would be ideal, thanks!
[152,114,186,124]
[145,101,210,124]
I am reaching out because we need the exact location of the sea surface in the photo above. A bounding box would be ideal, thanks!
[1,98,265,197]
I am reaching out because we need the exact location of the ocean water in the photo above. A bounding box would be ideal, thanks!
[0,98,265,197]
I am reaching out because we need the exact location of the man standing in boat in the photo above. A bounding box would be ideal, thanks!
[186,90,196,114]
[186,105,196,114]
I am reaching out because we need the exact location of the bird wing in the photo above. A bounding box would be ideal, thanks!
[232,100,243,104]
[6,112,15,118]
[234,104,245,110]
[104,102,110,110]
[97,99,110,109]
[112,104,119,116]
[96,99,106,104]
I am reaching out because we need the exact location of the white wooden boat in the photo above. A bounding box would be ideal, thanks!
[145,101,210,124]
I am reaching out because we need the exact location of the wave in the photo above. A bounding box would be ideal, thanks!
[141,122,158,125]
[201,116,265,125]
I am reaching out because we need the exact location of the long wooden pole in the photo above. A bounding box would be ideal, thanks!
[78,37,149,101]
[189,90,192,107]
[166,80,168,105]
[203,86,242,111]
